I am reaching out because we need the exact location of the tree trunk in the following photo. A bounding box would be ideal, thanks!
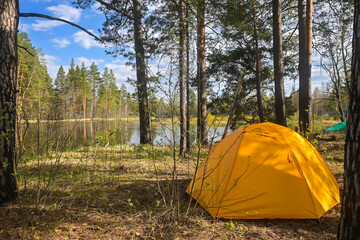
[253,0,264,123]
[273,0,287,126]
[0,0,19,204]
[331,49,345,122]
[185,4,191,152]
[197,0,207,145]
[338,0,360,237]
[92,83,96,120]
[179,0,186,156]
[222,77,244,139]
[341,29,351,94]
[105,84,108,119]
[132,0,151,144]
[298,0,312,133]
[83,91,86,119]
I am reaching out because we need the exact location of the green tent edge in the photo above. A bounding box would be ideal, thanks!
[325,121,346,132]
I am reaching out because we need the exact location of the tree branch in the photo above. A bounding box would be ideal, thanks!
[18,45,35,57]
[19,13,101,42]
[93,0,136,22]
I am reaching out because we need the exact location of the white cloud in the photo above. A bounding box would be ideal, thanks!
[51,37,71,48]
[47,4,82,21]
[73,30,103,49]
[43,54,70,81]
[18,23,31,32]
[105,61,135,83]
[89,1,102,14]
[44,54,59,65]
[31,5,82,31]
[32,20,64,31]
[74,57,104,66]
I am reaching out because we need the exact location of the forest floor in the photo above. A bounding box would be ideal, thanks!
[0,132,345,239]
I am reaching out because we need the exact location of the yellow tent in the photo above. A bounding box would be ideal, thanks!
[187,122,340,219]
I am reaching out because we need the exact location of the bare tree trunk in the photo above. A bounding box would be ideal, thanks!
[298,0,312,133]
[341,29,351,94]
[0,0,19,204]
[185,4,191,152]
[105,84,108,119]
[273,0,287,126]
[132,0,151,144]
[331,49,345,122]
[338,0,360,237]
[109,87,112,119]
[253,0,264,123]
[91,81,96,120]
[222,77,244,139]
[305,0,312,125]
[179,0,186,156]
[83,92,86,119]
[70,85,74,119]
[197,0,207,145]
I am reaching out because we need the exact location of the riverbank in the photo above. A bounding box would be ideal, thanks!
[0,132,344,239]
[20,115,229,126]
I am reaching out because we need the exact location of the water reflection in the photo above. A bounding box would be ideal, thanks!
[20,120,226,151]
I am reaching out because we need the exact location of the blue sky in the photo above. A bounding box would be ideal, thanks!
[19,0,137,92]
[18,0,329,96]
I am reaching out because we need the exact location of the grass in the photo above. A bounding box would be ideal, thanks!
[0,132,345,239]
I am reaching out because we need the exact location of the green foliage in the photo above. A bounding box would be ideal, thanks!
[17,32,55,120]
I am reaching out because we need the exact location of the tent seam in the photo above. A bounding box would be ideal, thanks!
[268,123,320,218]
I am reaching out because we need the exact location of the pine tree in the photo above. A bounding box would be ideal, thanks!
[88,62,101,119]
[54,66,66,119]
[79,63,90,119]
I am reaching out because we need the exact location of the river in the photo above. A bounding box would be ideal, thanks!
[19,120,227,151]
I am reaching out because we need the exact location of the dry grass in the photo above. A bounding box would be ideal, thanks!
[0,132,345,239]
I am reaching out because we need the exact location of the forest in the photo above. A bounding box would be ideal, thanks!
[0,0,359,239]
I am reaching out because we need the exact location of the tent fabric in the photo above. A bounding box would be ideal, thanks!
[325,121,346,132]
[186,122,340,219]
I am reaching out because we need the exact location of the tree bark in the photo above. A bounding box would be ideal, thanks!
[0,0,19,204]
[298,0,312,133]
[197,0,207,145]
[179,0,186,156]
[132,0,151,144]
[185,4,191,152]
[253,0,264,123]
[273,0,287,126]
[338,0,360,237]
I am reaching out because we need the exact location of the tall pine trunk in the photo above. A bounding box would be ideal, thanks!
[185,4,191,152]
[91,82,96,120]
[338,0,360,237]
[132,0,151,144]
[83,88,86,119]
[0,0,19,204]
[298,0,312,133]
[253,0,264,123]
[179,0,186,156]
[273,0,287,126]
[197,0,207,145]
